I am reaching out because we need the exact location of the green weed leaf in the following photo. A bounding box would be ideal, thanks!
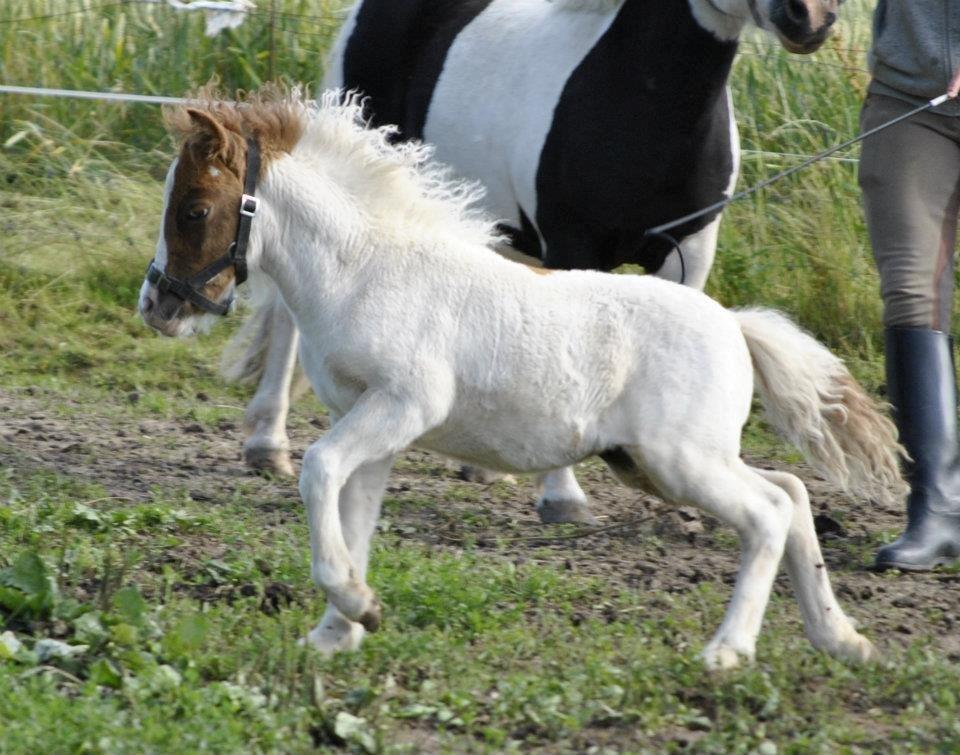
[113,586,148,627]
[0,552,58,618]
[333,712,377,754]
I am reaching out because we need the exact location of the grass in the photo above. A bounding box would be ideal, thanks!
[1,462,960,753]
[1,0,346,152]
[1,172,957,750]
[2,0,960,752]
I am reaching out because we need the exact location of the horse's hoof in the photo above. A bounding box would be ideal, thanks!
[537,498,599,525]
[358,600,382,633]
[244,446,295,477]
[299,621,365,655]
[701,642,753,671]
[831,631,877,664]
[459,465,514,485]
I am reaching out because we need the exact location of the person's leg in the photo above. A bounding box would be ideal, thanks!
[859,93,960,569]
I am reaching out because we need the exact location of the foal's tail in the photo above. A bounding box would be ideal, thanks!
[220,291,310,397]
[734,308,906,504]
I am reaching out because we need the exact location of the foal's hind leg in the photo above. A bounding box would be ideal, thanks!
[755,469,875,663]
[303,457,391,654]
[636,451,793,669]
[243,301,299,476]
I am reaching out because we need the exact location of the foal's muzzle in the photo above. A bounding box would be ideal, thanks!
[145,252,239,317]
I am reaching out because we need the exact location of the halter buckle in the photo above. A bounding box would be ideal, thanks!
[240,194,259,217]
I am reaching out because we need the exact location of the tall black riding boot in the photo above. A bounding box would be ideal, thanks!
[876,327,960,570]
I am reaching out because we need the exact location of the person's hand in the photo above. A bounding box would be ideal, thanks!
[949,69,960,98]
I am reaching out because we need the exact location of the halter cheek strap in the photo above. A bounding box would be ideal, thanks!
[146,136,261,316]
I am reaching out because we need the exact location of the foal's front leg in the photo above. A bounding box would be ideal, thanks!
[299,391,435,629]
[304,456,393,654]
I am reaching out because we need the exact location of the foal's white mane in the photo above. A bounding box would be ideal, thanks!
[291,91,499,248]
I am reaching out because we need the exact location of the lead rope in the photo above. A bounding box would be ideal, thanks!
[650,90,957,284]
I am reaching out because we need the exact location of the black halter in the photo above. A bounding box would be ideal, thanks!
[146,137,261,317]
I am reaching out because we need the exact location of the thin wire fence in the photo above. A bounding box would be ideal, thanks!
[0,1,894,351]
[0,0,875,166]
[0,0,346,26]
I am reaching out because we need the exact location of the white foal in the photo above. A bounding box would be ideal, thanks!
[139,89,905,669]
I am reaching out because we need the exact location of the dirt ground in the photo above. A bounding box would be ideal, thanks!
[2,385,959,662]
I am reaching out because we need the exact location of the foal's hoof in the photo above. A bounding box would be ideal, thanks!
[701,642,754,671]
[459,465,515,485]
[537,498,599,525]
[299,621,365,655]
[830,632,877,664]
[358,599,383,633]
[244,446,295,477]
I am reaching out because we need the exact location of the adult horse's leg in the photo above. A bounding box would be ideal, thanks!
[652,214,721,291]
[654,83,737,289]
[240,297,299,476]
[526,217,721,526]
[456,242,597,521]
[755,468,875,661]
[537,468,598,525]
[303,455,392,654]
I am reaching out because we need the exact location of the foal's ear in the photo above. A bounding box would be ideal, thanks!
[186,108,230,160]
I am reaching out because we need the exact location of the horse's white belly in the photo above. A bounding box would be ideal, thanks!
[417,404,599,474]
[423,0,617,234]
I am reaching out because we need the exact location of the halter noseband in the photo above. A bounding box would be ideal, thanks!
[146,136,261,317]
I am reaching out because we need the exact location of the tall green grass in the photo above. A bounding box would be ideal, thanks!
[718,4,892,365]
[0,0,346,174]
[0,0,944,369]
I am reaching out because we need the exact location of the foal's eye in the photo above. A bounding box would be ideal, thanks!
[187,205,210,221]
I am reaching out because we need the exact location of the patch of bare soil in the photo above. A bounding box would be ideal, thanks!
[1,386,958,662]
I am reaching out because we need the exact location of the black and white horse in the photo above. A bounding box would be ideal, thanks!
[231,0,842,523]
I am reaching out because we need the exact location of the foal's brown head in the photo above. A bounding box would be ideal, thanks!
[139,108,251,335]
[139,93,303,337]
